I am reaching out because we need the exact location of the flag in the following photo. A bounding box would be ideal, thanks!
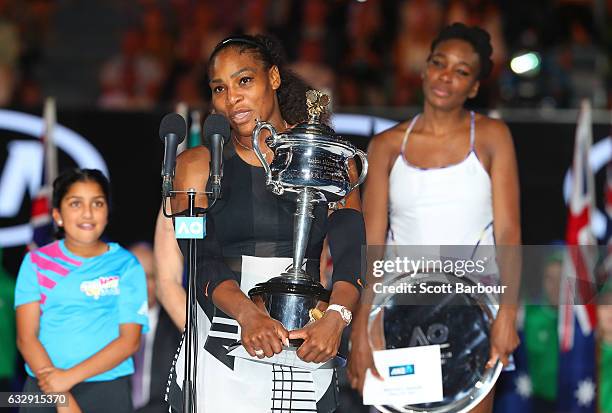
[557,317,597,413]
[556,99,598,413]
[188,110,202,148]
[29,97,58,249]
[493,308,535,413]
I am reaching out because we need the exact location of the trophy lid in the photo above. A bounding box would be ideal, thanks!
[277,89,349,146]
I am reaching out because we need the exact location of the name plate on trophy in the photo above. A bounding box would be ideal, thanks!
[363,345,443,406]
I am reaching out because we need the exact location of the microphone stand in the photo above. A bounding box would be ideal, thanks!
[162,190,217,413]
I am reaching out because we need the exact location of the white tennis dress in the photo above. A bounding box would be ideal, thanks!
[387,111,494,248]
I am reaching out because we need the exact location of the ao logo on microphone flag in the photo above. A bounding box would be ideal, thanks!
[174,217,206,239]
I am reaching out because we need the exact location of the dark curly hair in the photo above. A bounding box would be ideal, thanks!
[430,23,493,80]
[208,34,312,125]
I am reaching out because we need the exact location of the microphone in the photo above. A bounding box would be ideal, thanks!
[159,113,187,198]
[203,114,231,200]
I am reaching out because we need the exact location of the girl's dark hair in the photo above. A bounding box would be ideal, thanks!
[52,168,111,209]
[430,23,493,80]
[208,34,312,125]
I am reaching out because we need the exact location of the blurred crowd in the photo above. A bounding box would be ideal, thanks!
[0,0,610,111]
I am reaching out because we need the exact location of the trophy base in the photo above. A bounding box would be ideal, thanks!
[248,275,330,334]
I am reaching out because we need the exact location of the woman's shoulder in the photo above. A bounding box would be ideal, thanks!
[369,119,415,153]
[175,145,211,189]
[474,113,513,148]
[474,113,512,137]
[176,145,210,165]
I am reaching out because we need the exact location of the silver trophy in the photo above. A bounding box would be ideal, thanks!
[368,272,503,413]
[248,90,368,338]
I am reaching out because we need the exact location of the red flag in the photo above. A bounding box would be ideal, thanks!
[559,99,598,352]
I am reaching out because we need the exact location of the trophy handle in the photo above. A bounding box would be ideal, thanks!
[252,120,278,185]
[348,149,368,194]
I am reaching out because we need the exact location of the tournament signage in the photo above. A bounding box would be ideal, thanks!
[0,110,108,247]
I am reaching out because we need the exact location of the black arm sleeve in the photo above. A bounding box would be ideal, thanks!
[327,208,366,292]
[176,215,239,300]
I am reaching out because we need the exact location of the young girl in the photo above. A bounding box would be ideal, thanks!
[15,168,149,413]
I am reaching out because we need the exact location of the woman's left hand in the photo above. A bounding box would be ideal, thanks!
[487,309,520,368]
[37,367,77,393]
[289,312,346,363]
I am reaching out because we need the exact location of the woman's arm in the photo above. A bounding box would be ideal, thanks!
[347,129,397,390]
[154,206,186,330]
[16,302,54,375]
[37,323,142,393]
[338,158,362,211]
[487,119,522,367]
[289,280,360,363]
[349,131,395,332]
[17,301,82,412]
[173,146,290,358]
[156,146,210,331]
[56,392,81,413]
[212,280,289,358]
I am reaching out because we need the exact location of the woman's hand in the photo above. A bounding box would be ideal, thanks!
[37,367,77,393]
[240,307,289,359]
[487,308,520,368]
[289,312,346,363]
[346,323,382,394]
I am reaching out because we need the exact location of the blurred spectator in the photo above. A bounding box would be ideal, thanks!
[392,0,443,106]
[129,243,181,413]
[141,6,174,69]
[99,29,165,110]
[0,63,15,106]
[286,0,338,98]
[0,0,604,109]
[242,0,269,36]
[0,0,20,69]
[445,0,507,107]
[13,77,42,108]
[289,38,335,97]
[0,248,16,392]
[598,284,612,413]
[338,0,386,106]
[170,70,206,109]
[445,0,506,74]
[10,0,55,108]
[41,0,123,107]
[160,2,227,107]
[523,256,561,412]
[0,0,19,107]
[556,14,607,107]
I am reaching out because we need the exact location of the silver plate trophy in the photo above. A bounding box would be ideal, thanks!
[368,273,503,413]
[248,90,368,341]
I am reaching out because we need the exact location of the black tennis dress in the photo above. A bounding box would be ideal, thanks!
[166,144,339,413]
